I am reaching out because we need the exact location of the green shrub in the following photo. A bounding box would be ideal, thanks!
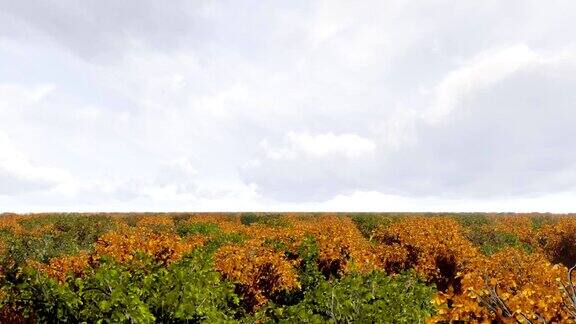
[530,214,557,230]
[452,213,493,229]
[143,249,239,322]
[77,261,156,323]
[265,236,325,309]
[176,222,220,237]
[3,260,155,323]
[469,231,533,255]
[203,233,246,254]
[292,236,323,290]
[5,250,240,323]
[19,214,116,250]
[1,233,81,269]
[53,215,117,250]
[240,213,289,227]
[2,268,83,322]
[0,215,117,281]
[350,214,395,239]
[261,271,436,323]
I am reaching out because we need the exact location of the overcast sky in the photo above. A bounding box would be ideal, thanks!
[1,0,576,212]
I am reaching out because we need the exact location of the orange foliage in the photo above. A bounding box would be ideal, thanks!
[373,217,481,292]
[136,215,175,229]
[211,215,387,310]
[28,251,92,283]
[293,215,387,275]
[491,215,537,247]
[214,240,300,310]
[0,215,24,235]
[537,217,576,267]
[184,214,243,233]
[94,227,204,265]
[434,248,568,322]
[188,214,382,276]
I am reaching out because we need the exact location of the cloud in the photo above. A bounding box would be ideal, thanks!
[2,1,576,210]
[0,83,73,195]
[262,132,376,160]
[0,0,210,60]
[0,83,54,106]
[314,190,576,213]
[426,45,540,123]
[242,132,379,201]
[0,132,71,195]
[378,47,576,197]
[242,46,576,201]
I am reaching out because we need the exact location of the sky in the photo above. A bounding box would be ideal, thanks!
[1,0,576,212]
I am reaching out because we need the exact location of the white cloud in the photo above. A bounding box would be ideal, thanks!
[315,190,576,213]
[0,83,74,195]
[288,132,376,158]
[0,132,71,195]
[426,45,540,123]
[0,83,54,108]
[262,132,376,160]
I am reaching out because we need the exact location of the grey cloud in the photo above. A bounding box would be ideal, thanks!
[0,0,314,62]
[382,57,576,197]
[0,170,55,195]
[241,156,378,202]
[0,0,208,60]
[243,52,576,201]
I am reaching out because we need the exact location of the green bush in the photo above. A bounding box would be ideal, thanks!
[176,222,220,237]
[292,236,323,290]
[53,215,117,250]
[19,214,116,250]
[240,213,289,227]
[351,214,395,240]
[265,236,325,309]
[2,260,155,323]
[1,268,83,322]
[530,214,557,230]
[4,250,240,323]
[1,233,81,269]
[77,260,156,323]
[452,213,493,229]
[467,230,533,255]
[482,241,532,256]
[143,250,239,322]
[202,232,246,255]
[0,215,117,282]
[261,271,436,323]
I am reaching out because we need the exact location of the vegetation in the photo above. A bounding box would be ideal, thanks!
[0,212,575,322]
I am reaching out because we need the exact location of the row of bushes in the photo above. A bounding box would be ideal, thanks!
[3,212,576,322]
[1,243,435,323]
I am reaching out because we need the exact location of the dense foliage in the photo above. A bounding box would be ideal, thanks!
[1,212,576,322]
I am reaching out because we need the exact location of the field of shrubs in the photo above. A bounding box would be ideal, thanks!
[1,212,576,323]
